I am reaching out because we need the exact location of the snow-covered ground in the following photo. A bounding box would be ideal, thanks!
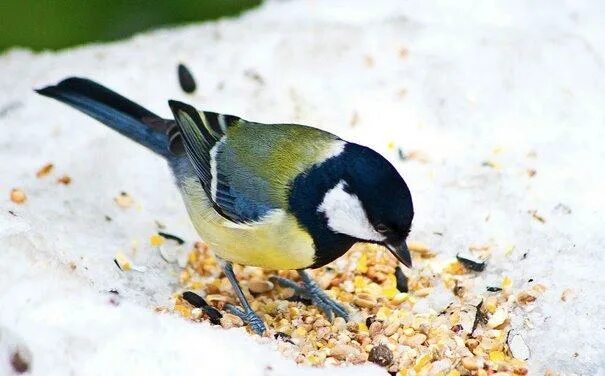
[1,0,604,374]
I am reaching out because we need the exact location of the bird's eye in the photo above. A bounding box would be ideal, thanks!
[376,224,389,233]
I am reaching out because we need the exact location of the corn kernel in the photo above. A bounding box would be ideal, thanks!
[179,269,190,284]
[376,306,392,321]
[188,250,198,265]
[188,280,203,290]
[356,253,368,273]
[354,276,365,289]
[174,304,191,318]
[502,276,512,289]
[383,286,398,299]
[392,292,409,305]
[414,353,432,372]
[504,244,515,256]
[443,261,465,275]
[150,233,165,247]
[307,354,321,365]
[358,322,369,333]
[167,210,534,370]
[489,351,506,362]
[293,327,307,337]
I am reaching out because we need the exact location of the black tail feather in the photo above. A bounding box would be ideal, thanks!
[36,77,171,157]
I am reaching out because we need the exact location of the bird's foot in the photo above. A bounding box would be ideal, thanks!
[224,303,266,335]
[270,274,349,322]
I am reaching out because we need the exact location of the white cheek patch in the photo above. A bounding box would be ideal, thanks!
[318,180,386,241]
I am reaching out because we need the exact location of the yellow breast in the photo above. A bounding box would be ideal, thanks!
[179,176,316,270]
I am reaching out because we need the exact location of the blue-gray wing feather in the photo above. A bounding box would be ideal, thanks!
[169,101,276,223]
[213,141,274,222]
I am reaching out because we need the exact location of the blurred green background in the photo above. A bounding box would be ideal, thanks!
[0,0,261,51]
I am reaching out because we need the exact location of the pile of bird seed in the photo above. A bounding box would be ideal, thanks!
[167,241,541,375]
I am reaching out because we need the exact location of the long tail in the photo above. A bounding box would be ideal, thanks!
[36,77,173,157]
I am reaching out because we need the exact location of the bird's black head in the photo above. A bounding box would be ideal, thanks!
[289,142,414,268]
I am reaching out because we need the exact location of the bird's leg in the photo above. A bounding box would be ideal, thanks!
[220,260,266,335]
[271,270,349,321]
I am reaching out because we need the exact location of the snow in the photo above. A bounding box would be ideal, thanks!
[1,0,604,374]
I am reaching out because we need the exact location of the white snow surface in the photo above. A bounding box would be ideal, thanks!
[1,0,604,374]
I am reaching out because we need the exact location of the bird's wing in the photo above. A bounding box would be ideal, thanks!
[168,101,343,224]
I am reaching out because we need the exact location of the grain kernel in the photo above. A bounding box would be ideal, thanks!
[10,188,26,204]
[354,296,376,308]
[333,317,346,330]
[248,279,274,293]
[383,322,399,336]
[331,344,357,360]
[488,308,508,328]
[403,333,427,347]
[461,357,479,370]
[408,241,430,254]
[57,175,72,185]
[369,321,382,337]
[36,163,54,178]
[114,191,133,208]
[516,291,537,305]
[220,313,243,328]
[191,307,203,319]
[415,287,432,297]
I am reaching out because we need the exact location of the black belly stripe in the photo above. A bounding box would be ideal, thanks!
[288,150,357,268]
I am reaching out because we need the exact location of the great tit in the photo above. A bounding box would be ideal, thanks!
[36,78,414,334]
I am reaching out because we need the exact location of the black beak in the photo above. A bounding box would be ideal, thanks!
[386,240,412,268]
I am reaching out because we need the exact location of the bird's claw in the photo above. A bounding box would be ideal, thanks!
[270,276,349,321]
[305,280,349,321]
[224,303,266,335]
[270,276,306,295]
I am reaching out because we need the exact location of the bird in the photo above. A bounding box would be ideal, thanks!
[36,77,414,334]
